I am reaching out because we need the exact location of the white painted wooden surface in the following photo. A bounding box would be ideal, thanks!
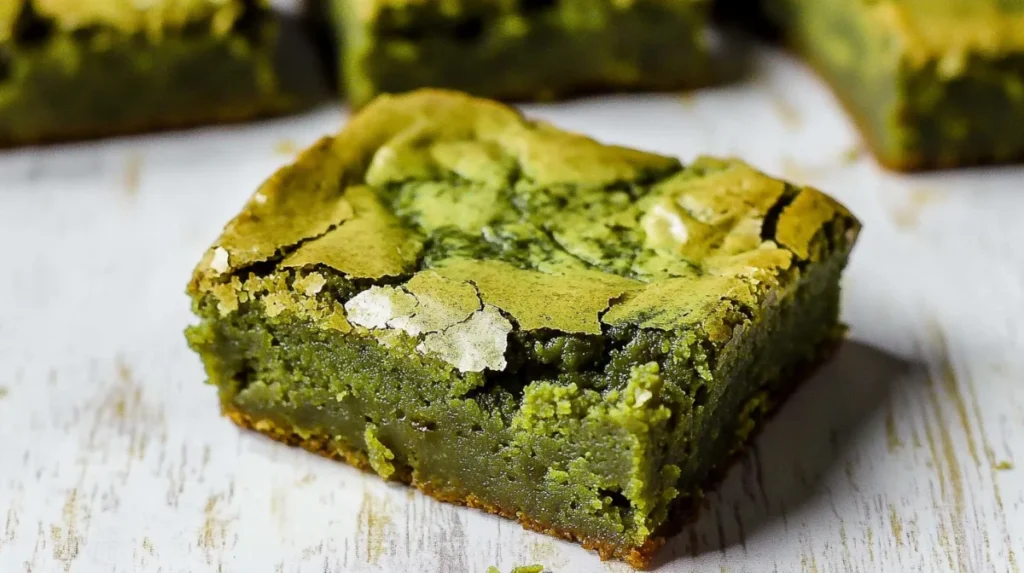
[2,48,1023,573]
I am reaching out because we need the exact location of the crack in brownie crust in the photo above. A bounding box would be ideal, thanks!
[187,90,860,567]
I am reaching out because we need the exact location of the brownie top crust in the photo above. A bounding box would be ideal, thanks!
[861,0,1024,66]
[1,0,265,42]
[189,89,859,372]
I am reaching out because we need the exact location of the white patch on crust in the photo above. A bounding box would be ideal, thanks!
[642,201,689,251]
[416,304,512,373]
[210,247,230,275]
[344,286,417,330]
[389,281,478,336]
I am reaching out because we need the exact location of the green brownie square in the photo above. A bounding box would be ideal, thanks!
[767,0,1024,169]
[0,0,327,145]
[325,0,717,107]
[185,89,860,567]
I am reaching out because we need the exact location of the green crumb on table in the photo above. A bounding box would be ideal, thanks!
[364,424,397,479]
[324,0,717,107]
[766,0,1024,170]
[841,145,864,164]
[995,461,1014,471]
[186,89,861,568]
[0,0,326,146]
[485,566,545,573]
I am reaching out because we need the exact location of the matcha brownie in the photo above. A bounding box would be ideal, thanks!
[765,0,1024,170]
[0,1,326,145]
[324,0,716,107]
[186,89,860,567]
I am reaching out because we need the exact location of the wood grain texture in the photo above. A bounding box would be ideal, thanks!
[1,48,1022,573]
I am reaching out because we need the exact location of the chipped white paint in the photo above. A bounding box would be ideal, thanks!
[2,47,1023,573]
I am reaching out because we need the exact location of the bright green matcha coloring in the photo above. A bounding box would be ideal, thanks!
[364,424,397,479]
[187,90,860,564]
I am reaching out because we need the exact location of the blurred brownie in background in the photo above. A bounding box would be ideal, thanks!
[0,0,327,146]
[325,0,718,108]
[765,0,1024,170]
